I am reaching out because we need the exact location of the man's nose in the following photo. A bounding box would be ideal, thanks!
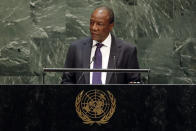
[92,23,98,31]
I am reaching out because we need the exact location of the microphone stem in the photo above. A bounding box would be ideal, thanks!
[76,56,95,84]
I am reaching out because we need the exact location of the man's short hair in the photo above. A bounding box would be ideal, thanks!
[94,6,114,24]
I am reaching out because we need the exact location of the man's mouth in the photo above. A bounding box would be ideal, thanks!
[91,33,99,35]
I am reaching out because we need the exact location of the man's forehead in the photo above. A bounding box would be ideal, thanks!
[91,8,110,17]
[91,10,110,21]
[95,9,106,14]
[90,17,108,21]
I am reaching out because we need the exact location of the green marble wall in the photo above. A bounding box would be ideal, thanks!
[0,0,195,84]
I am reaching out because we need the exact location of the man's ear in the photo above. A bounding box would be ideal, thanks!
[109,23,114,31]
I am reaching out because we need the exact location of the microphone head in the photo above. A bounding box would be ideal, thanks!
[92,56,96,61]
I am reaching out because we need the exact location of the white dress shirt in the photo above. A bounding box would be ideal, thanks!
[90,33,112,84]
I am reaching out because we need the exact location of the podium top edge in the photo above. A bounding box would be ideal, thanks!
[43,68,150,73]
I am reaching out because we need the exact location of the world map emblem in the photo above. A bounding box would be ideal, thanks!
[75,89,116,125]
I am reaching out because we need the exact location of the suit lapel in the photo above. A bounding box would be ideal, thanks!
[106,35,121,84]
[82,38,92,84]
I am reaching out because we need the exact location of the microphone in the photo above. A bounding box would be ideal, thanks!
[76,56,96,84]
[113,56,118,84]
[90,56,96,65]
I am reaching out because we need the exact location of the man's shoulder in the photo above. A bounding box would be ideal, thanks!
[71,36,91,46]
[114,37,136,49]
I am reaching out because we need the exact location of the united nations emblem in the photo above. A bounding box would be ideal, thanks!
[75,89,116,125]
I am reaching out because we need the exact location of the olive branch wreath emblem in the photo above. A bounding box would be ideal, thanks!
[75,90,116,125]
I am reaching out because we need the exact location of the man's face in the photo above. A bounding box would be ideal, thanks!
[90,9,114,42]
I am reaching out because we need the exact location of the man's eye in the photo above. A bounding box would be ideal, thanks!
[98,23,104,26]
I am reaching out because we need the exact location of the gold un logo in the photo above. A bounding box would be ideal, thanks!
[75,89,116,125]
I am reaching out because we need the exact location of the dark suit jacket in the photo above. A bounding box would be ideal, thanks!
[61,35,140,84]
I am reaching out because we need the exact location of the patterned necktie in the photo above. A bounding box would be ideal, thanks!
[92,43,103,84]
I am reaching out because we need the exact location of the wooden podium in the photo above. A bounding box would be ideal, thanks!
[0,84,195,131]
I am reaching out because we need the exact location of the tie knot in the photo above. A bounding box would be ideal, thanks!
[96,43,103,48]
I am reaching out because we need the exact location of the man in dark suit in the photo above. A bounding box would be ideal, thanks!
[61,6,140,84]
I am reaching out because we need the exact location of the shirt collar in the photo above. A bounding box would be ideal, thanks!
[92,33,111,48]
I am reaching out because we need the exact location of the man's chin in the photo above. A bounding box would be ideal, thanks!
[91,36,101,42]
